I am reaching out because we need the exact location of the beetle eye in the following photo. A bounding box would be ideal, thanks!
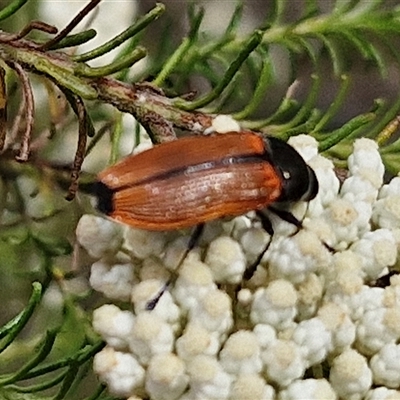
[283,171,291,180]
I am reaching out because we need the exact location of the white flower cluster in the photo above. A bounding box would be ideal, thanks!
[76,135,400,400]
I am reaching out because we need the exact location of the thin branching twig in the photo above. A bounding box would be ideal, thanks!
[65,93,89,201]
[39,0,102,50]
[0,21,57,44]
[6,61,34,161]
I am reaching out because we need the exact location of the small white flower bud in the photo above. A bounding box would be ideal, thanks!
[317,302,356,353]
[229,374,275,400]
[307,155,340,214]
[93,346,145,398]
[204,236,246,284]
[176,322,220,360]
[173,254,217,313]
[267,230,330,283]
[253,324,277,350]
[131,280,181,329]
[124,228,166,259]
[351,229,397,280]
[348,138,384,180]
[293,317,333,367]
[188,290,233,338]
[128,312,174,365]
[145,353,189,400]
[288,134,319,162]
[370,343,400,389]
[90,261,136,301]
[76,215,123,258]
[210,115,241,133]
[92,304,135,350]
[279,379,336,400]
[251,280,297,329]
[219,330,262,375]
[186,355,233,399]
[365,387,400,400]
[262,339,306,387]
[356,306,400,356]
[329,349,372,399]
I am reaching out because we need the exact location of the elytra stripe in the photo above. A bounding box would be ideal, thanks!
[98,132,267,190]
[112,154,274,192]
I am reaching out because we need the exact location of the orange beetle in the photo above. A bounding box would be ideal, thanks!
[94,131,318,229]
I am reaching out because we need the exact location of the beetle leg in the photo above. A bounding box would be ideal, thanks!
[370,270,399,288]
[187,223,205,251]
[243,207,304,280]
[267,206,303,232]
[269,205,335,252]
[146,223,205,310]
[146,281,170,310]
[242,212,274,280]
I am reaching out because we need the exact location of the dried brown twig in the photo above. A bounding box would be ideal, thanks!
[5,61,34,162]
[0,21,58,45]
[65,94,88,201]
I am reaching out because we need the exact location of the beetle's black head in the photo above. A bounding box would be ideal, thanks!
[266,137,318,203]
[86,181,115,215]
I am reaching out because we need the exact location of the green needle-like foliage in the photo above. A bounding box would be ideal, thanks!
[1,0,400,398]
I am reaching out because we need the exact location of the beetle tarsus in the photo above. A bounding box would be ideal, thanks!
[146,280,171,310]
